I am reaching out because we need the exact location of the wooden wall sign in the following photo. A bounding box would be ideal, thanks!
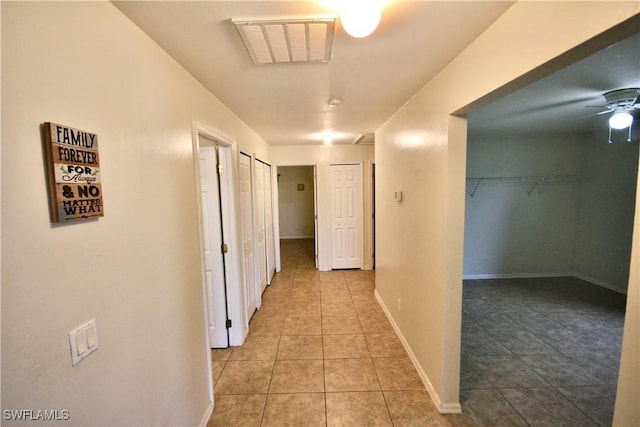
[43,122,103,222]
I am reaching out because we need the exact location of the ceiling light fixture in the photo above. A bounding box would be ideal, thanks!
[340,0,383,38]
[609,111,633,130]
[324,135,333,145]
[592,88,639,143]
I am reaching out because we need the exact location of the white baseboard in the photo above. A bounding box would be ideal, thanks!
[463,272,572,280]
[463,272,627,295]
[573,273,627,295]
[199,401,214,427]
[373,290,462,415]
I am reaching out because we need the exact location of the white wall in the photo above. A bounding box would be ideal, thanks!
[270,144,375,270]
[574,131,639,292]
[464,130,638,293]
[375,0,639,417]
[464,133,583,277]
[1,2,268,426]
[278,166,315,239]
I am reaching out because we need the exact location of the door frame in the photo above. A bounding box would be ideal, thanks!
[272,163,319,273]
[191,123,247,402]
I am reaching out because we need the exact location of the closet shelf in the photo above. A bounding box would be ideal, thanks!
[465,174,587,198]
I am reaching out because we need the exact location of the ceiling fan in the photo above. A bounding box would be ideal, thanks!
[589,88,640,143]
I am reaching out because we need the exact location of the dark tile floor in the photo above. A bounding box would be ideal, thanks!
[207,239,626,426]
[461,277,626,426]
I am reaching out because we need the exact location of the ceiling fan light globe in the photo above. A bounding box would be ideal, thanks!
[341,1,382,38]
[609,111,633,129]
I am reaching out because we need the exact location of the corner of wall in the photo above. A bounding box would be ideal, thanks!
[374,290,462,415]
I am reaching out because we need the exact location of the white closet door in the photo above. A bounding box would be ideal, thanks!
[254,160,267,293]
[199,147,228,348]
[264,164,276,283]
[330,164,363,269]
[239,153,257,317]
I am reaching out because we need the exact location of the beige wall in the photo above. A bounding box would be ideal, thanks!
[270,145,375,270]
[376,0,639,418]
[1,2,268,426]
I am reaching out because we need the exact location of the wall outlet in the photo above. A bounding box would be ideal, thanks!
[69,319,99,366]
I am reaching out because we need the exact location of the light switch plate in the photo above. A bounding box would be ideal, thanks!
[69,319,99,366]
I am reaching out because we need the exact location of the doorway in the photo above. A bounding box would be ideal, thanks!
[193,124,246,352]
[277,165,318,267]
[458,33,639,425]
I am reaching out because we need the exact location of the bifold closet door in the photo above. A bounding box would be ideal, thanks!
[254,160,267,293]
[239,153,257,317]
[264,163,276,283]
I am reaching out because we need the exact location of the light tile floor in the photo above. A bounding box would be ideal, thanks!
[208,239,461,426]
[208,239,625,426]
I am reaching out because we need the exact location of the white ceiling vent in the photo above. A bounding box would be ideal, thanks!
[233,17,335,65]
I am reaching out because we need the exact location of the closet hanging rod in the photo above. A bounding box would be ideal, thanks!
[465,174,586,183]
[465,175,588,198]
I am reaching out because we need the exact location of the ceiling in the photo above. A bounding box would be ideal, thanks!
[113,1,514,145]
[113,1,639,146]
[469,32,640,136]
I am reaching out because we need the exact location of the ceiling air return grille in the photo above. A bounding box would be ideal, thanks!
[233,17,335,65]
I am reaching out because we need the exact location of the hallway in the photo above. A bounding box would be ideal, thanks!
[207,239,624,426]
[207,239,453,426]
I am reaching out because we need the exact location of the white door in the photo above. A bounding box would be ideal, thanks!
[254,160,267,293]
[330,164,363,269]
[264,164,276,284]
[199,146,228,348]
[239,153,257,317]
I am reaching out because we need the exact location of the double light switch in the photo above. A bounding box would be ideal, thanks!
[68,319,99,366]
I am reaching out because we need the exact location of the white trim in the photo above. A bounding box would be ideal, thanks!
[198,402,215,427]
[191,124,215,405]
[279,235,315,239]
[463,272,572,280]
[274,162,321,270]
[374,290,462,415]
[463,272,628,295]
[573,273,628,295]
[192,123,248,403]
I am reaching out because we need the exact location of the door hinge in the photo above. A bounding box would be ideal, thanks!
[221,243,228,253]
[217,164,223,174]
[226,319,232,329]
